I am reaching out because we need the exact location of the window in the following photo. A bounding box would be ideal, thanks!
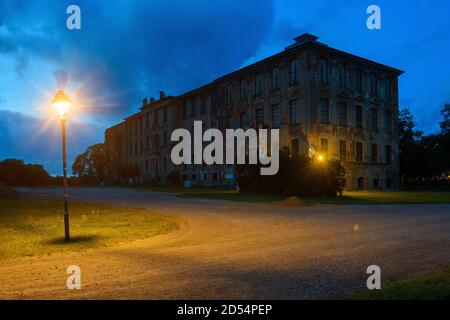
[226,85,233,104]
[200,96,206,115]
[356,105,363,128]
[338,63,346,87]
[320,98,329,124]
[355,68,363,92]
[146,160,149,173]
[356,142,363,162]
[290,99,299,125]
[319,58,328,84]
[163,108,168,122]
[211,90,218,113]
[163,157,167,172]
[147,136,151,149]
[338,102,347,126]
[320,138,328,156]
[386,145,392,162]
[145,113,149,128]
[385,110,392,134]
[289,59,299,85]
[140,140,143,153]
[154,110,159,124]
[190,100,196,117]
[369,72,377,96]
[255,74,263,97]
[255,108,264,126]
[240,79,248,100]
[240,112,247,128]
[291,139,299,156]
[370,107,378,131]
[182,104,187,120]
[163,131,168,147]
[371,143,378,162]
[154,134,159,147]
[339,140,347,161]
[386,178,392,189]
[357,177,365,190]
[384,78,392,99]
[373,179,379,188]
[271,67,280,90]
[227,116,234,129]
[129,142,133,156]
[135,141,138,155]
[272,104,280,129]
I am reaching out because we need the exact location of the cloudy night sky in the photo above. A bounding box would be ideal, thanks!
[0,0,449,174]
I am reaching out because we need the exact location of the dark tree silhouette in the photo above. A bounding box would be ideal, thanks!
[72,143,107,185]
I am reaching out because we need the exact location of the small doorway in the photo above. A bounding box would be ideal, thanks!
[357,177,365,190]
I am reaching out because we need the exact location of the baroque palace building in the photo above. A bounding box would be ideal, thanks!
[105,34,403,190]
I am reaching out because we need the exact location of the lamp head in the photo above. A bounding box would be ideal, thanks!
[52,90,72,118]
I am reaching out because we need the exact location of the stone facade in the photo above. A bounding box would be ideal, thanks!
[105,34,403,190]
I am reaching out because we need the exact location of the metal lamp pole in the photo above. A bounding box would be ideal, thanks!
[61,117,70,242]
[53,90,72,242]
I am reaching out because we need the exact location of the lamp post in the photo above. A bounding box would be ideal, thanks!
[52,90,72,242]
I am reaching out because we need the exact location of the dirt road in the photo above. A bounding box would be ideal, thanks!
[0,187,449,299]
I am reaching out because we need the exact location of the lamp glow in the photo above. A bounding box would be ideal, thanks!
[52,90,72,118]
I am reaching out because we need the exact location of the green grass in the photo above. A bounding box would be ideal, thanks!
[164,188,450,205]
[350,266,450,300]
[313,191,450,204]
[0,197,180,260]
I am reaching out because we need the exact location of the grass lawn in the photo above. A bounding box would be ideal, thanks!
[0,196,180,260]
[350,266,450,300]
[166,188,450,204]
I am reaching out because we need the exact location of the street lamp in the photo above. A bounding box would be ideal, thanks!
[52,90,72,242]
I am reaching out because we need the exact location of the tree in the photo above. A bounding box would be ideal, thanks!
[72,143,107,185]
[399,104,450,189]
[439,103,450,135]
[236,148,345,197]
[398,108,423,179]
[0,159,52,186]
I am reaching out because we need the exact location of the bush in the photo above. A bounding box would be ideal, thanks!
[0,159,52,186]
[236,148,345,197]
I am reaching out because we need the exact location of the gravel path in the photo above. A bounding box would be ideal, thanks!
[0,187,449,299]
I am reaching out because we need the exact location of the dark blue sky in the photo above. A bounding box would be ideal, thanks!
[0,0,449,174]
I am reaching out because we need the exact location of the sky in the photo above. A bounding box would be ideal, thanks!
[0,0,449,175]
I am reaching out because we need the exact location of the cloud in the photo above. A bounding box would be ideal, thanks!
[0,110,103,175]
[0,0,275,119]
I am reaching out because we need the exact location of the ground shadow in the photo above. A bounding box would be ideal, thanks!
[45,235,102,245]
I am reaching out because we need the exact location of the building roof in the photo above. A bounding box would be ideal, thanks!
[179,33,404,98]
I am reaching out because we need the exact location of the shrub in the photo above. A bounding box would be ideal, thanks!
[236,148,345,197]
